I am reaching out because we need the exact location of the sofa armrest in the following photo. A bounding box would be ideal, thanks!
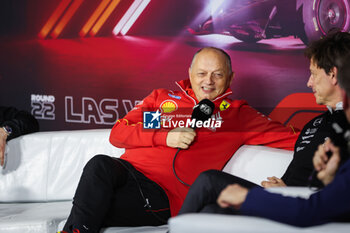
[168,213,350,233]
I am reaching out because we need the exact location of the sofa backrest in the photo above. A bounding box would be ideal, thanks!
[0,130,293,202]
[0,129,124,202]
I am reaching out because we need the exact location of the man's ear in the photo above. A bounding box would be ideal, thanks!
[330,66,338,85]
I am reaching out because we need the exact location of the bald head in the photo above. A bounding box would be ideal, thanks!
[190,47,233,76]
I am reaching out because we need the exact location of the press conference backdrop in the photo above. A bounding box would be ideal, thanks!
[1,0,349,131]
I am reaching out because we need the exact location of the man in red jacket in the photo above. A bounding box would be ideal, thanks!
[62,47,297,233]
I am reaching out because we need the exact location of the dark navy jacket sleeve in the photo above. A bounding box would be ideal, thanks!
[0,106,39,141]
[240,160,350,227]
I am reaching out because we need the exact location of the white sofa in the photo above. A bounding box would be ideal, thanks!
[0,129,348,233]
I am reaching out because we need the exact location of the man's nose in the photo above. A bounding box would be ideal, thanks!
[204,74,214,84]
[307,75,313,88]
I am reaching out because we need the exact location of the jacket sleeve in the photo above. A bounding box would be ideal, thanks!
[0,106,39,141]
[240,160,350,227]
[109,89,169,149]
[239,103,299,150]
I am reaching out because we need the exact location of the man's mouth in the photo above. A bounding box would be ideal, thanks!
[202,87,214,92]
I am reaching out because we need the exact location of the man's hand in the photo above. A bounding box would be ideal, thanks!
[313,139,341,185]
[166,127,196,149]
[261,176,286,188]
[0,128,7,167]
[217,184,249,210]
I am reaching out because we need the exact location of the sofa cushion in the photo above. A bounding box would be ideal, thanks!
[0,201,71,233]
[0,201,168,233]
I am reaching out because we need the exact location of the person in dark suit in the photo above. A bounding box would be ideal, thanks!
[212,53,350,227]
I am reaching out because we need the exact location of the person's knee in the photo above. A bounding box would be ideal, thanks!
[83,154,113,173]
[192,169,221,187]
[198,169,221,181]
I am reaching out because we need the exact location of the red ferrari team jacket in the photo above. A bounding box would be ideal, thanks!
[110,79,299,216]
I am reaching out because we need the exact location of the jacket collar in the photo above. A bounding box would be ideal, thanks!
[175,79,232,104]
[327,101,343,114]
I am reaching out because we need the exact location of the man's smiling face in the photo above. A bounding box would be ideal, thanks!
[189,48,233,102]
